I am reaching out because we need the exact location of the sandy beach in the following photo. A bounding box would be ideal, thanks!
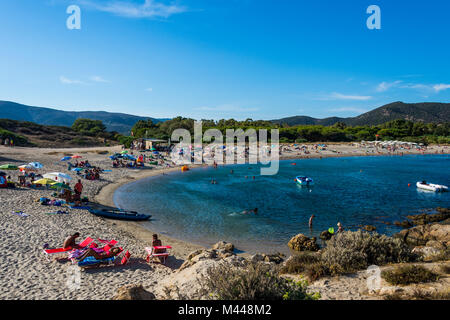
[0,143,448,300]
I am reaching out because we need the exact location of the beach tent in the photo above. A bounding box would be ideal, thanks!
[60,156,72,161]
[29,162,43,169]
[0,164,18,170]
[33,178,57,185]
[43,172,72,183]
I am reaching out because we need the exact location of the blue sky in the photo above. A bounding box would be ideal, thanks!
[0,0,449,120]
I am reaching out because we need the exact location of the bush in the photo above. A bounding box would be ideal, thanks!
[382,265,439,285]
[280,252,321,274]
[199,262,319,300]
[320,231,416,273]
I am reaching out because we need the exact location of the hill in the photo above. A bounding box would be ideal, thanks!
[272,102,450,126]
[0,101,168,134]
[0,119,119,148]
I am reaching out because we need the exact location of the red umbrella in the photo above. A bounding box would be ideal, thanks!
[72,155,82,159]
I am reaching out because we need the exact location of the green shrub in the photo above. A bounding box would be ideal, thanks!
[199,262,319,300]
[439,264,450,274]
[382,265,439,285]
[280,252,321,274]
[321,231,416,273]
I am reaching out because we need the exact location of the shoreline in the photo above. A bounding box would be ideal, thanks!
[95,146,449,256]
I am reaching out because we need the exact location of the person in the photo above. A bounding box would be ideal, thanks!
[76,247,122,262]
[74,179,83,196]
[63,232,80,249]
[243,208,258,215]
[152,234,166,254]
[0,175,7,188]
[309,214,315,228]
[337,222,344,233]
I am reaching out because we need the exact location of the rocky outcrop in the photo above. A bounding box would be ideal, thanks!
[320,230,333,241]
[113,284,156,300]
[363,225,376,232]
[249,252,285,264]
[179,241,237,271]
[395,221,450,247]
[411,246,443,261]
[288,234,319,252]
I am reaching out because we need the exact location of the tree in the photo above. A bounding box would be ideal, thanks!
[72,119,106,135]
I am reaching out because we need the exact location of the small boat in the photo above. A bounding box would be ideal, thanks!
[296,176,314,186]
[416,181,448,192]
[88,208,151,221]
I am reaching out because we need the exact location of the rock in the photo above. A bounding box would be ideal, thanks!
[262,253,285,264]
[406,210,450,225]
[288,234,319,252]
[394,220,413,228]
[395,223,450,247]
[363,225,376,232]
[113,284,155,300]
[320,230,333,241]
[249,253,265,263]
[426,240,446,250]
[411,246,443,261]
[187,249,204,260]
[212,241,234,252]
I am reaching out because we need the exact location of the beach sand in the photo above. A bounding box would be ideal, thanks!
[0,143,447,299]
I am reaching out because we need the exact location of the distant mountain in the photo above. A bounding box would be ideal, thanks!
[0,101,169,134]
[272,102,450,126]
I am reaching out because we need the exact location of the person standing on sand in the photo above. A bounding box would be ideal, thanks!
[337,222,344,233]
[309,214,315,228]
[74,179,83,197]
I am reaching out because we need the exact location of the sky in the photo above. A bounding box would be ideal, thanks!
[0,0,449,120]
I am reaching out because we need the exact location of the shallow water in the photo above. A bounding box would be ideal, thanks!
[114,155,450,254]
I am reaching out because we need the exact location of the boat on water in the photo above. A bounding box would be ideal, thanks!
[88,207,151,221]
[296,176,314,186]
[416,181,448,192]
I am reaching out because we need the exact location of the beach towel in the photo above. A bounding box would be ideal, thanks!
[69,206,90,210]
[77,256,115,267]
[12,211,28,217]
[46,210,69,215]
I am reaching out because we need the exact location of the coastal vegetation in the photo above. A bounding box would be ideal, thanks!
[130,117,450,145]
[199,262,319,300]
[382,265,439,285]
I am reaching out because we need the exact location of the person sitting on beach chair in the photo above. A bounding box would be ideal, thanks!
[152,234,166,254]
[63,232,81,249]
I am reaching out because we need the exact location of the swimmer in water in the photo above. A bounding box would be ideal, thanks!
[309,214,315,228]
[243,208,258,215]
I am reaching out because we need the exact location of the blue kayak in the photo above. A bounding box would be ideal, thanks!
[88,208,151,221]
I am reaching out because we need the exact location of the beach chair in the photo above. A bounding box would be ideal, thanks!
[43,237,93,258]
[145,246,172,264]
[121,251,131,265]
[97,239,118,246]
[75,247,125,268]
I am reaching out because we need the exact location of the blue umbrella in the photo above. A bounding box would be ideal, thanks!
[71,168,83,172]
[29,162,43,169]
[60,156,72,161]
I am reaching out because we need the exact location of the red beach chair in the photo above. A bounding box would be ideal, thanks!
[43,237,94,257]
[145,246,172,264]
[121,251,131,265]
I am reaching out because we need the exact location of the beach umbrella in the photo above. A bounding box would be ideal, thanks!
[60,156,72,161]
[0,164,18,170]
[33,178,56,185]
[19,164,37,172]
[43,172,72,183]
[121,150,128,154]
[50,182,71,190]
[71,168,83,172]
[72,155,82,159]
[29,162,43,169]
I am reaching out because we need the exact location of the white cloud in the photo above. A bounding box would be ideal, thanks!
[59,76,85,85]
[145,87,153,92]
[318,92,372,101]
[376,80,402,92]
[90,75,110,83]
[79,0,187,19]
[433,84,450,92]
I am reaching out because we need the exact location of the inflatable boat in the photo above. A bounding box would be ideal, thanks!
[416,181,448,192]
[88,208,151,221]
[296,176,314,186]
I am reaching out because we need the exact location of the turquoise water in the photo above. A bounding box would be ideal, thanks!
[114,155,450,254]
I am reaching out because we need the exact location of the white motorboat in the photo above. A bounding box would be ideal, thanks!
[416,181,448,192]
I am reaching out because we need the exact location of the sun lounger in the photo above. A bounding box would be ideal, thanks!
[145,246,172,264]
[75,247,124,268]
[43,237,93,257]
